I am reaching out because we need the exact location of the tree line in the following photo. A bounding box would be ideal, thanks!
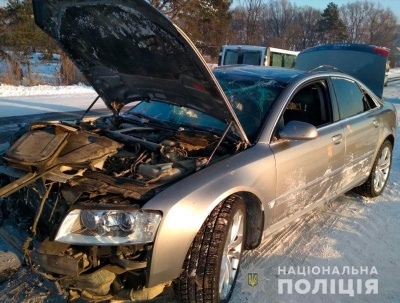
[229,0,398,52]
[0,0,399,85]
[150,0,399,63]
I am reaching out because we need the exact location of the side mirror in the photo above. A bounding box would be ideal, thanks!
[279,121,318,140]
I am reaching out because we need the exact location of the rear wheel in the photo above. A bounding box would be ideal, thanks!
[354,140,392,197]
[174,195,246,303]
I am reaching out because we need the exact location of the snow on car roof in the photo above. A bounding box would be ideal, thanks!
[213,65,304,83]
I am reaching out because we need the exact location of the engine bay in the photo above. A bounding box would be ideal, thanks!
[0,112,239,236]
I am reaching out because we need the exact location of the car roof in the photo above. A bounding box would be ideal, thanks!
[213,65,305,83]
[221,45,266,50]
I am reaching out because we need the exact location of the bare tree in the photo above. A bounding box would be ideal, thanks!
[291,6,321,50]
[365,5,397,46]
[340,1,369,43]
[260,0,299,49]
[230,0,265,45]
[265,0,296,38]
[229,7,248,44]
[340,1,397,48]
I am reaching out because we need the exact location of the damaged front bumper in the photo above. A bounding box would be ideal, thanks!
[0,218,169,302]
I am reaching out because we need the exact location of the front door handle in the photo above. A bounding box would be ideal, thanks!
[332,134,342,145]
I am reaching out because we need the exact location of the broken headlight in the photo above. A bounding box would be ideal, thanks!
[54,208,162,245]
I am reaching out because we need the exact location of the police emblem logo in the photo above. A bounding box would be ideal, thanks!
[248,273,258,287]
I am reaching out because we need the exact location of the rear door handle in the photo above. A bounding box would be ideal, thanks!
[332,134,342,145]
[372,119,379,128]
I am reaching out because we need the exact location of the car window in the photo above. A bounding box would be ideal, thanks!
[224,50,240,65]
[331,77,364,119]
[361,89,378,111]
[282,81,332,128]
[224,50,263,65]
[242,51,262,65]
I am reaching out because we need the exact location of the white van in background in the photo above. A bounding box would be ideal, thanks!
[218,45,299,68]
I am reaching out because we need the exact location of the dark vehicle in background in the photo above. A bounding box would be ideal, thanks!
[0,1,396,303]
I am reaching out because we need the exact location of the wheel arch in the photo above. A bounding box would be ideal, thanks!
[385,134,395,147]
[236,191,264,250]
[374,133,395,163]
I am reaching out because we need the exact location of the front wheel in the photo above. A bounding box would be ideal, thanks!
[174,195,246,303]
[354,140,392,197]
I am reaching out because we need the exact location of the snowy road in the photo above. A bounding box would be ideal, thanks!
[0,93,101,118]
[0,84,102,118]
[0,93,106,117]
[0,79,399,303]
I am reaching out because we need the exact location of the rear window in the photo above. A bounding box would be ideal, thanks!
[242,51,262,65]
[223,50,263,65]
[224,50,240,65]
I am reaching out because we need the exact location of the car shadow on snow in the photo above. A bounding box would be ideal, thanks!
[231,190,400,303]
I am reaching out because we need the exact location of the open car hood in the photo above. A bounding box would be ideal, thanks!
[32,0,249,144]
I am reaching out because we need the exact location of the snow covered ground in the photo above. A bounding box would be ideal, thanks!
[0,73,399,303]
[0,83,94,97]
[0,83,100,118]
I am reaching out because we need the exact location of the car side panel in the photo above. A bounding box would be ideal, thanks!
[337,111,379,190]
[336,105,397,195]
[328,76,383,191]
[270,122,345,224]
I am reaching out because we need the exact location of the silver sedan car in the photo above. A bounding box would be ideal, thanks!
[0,1,396,302]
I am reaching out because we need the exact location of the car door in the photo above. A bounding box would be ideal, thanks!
[270,80,345,224]
[329,77,380,192]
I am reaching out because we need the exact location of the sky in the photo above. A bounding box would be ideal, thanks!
[290,0,400,18]
[0,0,399,19]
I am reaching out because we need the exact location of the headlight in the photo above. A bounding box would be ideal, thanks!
[55,208,162,245]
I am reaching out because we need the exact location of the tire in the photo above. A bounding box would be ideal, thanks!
[174,195,246,303]
[354,140,392,197]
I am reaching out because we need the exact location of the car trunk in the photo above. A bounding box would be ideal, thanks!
[295,43,390,99]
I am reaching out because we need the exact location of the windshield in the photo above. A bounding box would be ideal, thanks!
[214,71,287,140]
[124,101,227,133]
[124,72,287,142]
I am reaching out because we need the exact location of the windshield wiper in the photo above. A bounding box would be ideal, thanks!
[173,121,240,143]
[123,112,172,129]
